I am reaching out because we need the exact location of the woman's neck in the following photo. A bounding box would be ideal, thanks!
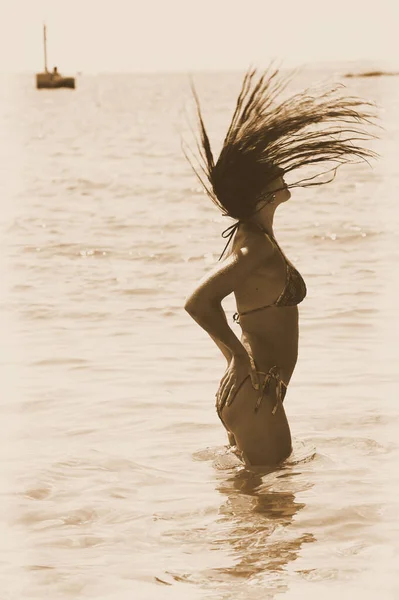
[251,208,276,237]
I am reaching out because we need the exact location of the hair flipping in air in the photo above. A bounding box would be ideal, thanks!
[183,65,377,257]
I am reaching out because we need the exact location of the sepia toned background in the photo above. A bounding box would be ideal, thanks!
[1,1,398,598]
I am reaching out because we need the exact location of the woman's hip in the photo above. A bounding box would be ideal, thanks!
[220,369,287,425]
[218,365,292,465]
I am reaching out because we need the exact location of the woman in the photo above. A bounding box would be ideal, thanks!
[184,67,376,467]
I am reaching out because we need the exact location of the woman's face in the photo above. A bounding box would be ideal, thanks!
[268,175,291,202]
[254,176,291,212]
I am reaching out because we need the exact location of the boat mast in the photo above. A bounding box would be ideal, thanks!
[43,24,48,72]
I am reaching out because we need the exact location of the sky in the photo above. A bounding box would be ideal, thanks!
[0,0,398,73]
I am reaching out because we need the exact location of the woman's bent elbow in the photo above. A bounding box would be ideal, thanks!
[184,297,218,317]
[184,297,199,316]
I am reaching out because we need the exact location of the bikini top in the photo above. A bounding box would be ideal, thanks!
[234,233,307,320]
[268,235,307,307]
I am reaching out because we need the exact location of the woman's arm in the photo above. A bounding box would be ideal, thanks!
[187,300,245,362]
[184,232,273,360]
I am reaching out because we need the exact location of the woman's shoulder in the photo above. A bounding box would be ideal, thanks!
[233,222,275,257]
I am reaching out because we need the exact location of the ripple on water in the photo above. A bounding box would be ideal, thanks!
[192,437,317,473]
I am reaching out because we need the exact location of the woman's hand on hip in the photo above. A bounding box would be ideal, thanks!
[216,353,260,414]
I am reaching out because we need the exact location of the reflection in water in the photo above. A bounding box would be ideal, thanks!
[212,461,316,589]
[160,445,316,594]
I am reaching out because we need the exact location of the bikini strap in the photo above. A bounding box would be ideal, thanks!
[219,220,241,261]
[220,220,276,262]
[254,366,287,414]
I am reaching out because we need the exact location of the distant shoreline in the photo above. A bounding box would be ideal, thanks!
[344,70,399,79]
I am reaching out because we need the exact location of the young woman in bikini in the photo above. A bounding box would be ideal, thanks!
[184,67,376,467]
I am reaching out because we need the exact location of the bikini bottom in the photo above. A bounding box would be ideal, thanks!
[216,365,287,421]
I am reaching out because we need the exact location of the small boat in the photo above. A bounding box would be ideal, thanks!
[36,25,75,89]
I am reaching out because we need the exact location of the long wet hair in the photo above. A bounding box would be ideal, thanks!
[184,65,378,258]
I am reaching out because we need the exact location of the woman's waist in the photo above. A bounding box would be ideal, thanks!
[246,337,297,367]
[241,329,298,379]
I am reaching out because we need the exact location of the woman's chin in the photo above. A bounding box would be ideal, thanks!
[283,190,292,202]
